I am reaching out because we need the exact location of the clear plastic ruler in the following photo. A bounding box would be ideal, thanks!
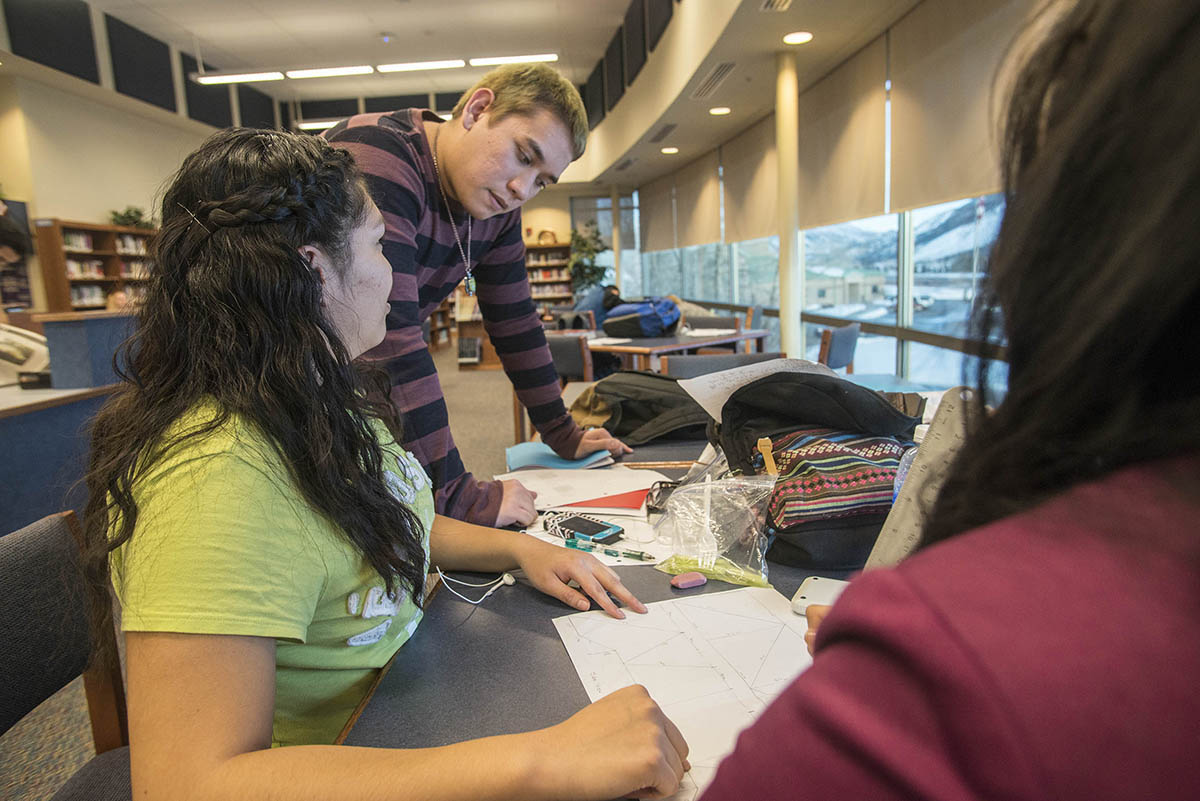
[864,386,975,570]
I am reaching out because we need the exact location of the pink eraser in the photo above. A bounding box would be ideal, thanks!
[670,572,707,589]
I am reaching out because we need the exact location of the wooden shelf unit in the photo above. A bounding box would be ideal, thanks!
[524,241,574,312]
[35,219,155,312]
[427,296,454,350]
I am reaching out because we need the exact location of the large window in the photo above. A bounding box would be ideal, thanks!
[570,194,640,292]
[911,193,1004,337]
[732,236,780,308]
[634,188,1007,390]
[803,214,897,321]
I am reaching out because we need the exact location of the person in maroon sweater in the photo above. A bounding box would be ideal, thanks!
[703,1,1200,799]
[327,65,628,527]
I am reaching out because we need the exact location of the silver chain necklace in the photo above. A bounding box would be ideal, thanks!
[431,124,475,296]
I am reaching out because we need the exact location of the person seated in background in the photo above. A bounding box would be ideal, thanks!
[81,128,689,800]
[702,1,1200,798]
[0,204,30,269]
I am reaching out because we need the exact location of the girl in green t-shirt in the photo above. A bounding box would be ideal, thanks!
[82,128,688,799]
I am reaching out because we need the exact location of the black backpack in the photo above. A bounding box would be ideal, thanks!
[709,368,922,571]
[569,371,710,446]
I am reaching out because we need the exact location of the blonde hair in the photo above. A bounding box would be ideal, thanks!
[451,63,588,160]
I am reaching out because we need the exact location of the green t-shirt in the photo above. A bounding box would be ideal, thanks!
[110,403,435,746]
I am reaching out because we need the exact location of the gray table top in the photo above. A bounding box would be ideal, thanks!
[344,562,814,749]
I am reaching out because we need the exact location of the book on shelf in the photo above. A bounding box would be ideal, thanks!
[457,337,482,364]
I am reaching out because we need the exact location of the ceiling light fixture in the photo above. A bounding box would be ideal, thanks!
[661,146,679,155]
[193,70,285,85]
[296,119,340,131]
[285,65,374,79]
[377,59,467,73]
[468,54,558,67]
[709,106,731,115]
[782,31,814,45]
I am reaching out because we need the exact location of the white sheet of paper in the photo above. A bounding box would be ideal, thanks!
[684,328,738,336]
[494,466,668,510]
[676,358,837,423]
[587,336,633,346]
[553,587,813,799]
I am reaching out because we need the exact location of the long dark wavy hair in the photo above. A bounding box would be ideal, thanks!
[81,129,428,658]
[923,0,1200,546]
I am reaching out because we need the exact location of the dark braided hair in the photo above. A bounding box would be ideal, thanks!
[81,128,428,664]
[922,0,1200,547]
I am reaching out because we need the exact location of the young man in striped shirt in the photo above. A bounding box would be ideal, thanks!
[327,65,629,527]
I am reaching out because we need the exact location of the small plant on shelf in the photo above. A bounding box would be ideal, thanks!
[567,220,609,297]
[109,206,154,229]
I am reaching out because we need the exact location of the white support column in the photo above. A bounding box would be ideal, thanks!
[0,0,11,51]
[610,184,621,287]
[89,4,114,90]
[776,51,803,358]
[896,210,914,376]
[229,85,241,127]
[169,44,187,118]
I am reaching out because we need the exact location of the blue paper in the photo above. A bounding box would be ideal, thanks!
[505,441,613,472]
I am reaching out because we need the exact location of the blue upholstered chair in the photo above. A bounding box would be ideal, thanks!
[1,511,130,801]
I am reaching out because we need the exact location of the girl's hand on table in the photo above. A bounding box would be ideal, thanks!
[539,684,690,800]
[514,536,647,619]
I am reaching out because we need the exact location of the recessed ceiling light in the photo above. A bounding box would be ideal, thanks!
[377,59,466,73]
[285,65,374,79]
[783,31,814,45]
[193,71,285,85]
[661,146,679,155]
[468,54,558,67]
[709,106,731,116]
[296,119,340,131]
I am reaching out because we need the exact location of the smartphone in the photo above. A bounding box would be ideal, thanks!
[549,514,624,545]
[790,576,849,615]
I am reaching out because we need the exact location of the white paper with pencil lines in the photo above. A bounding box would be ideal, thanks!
[553,587,812,799]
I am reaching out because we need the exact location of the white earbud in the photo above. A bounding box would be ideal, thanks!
[434,567,516,605]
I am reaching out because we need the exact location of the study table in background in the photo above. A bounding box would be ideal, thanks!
[585,329,769,371]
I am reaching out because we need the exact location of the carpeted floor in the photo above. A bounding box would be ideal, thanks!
[0,339,516,800]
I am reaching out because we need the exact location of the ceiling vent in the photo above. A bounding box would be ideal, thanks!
[759,0,792,10]
[690,62,736,100]
[649,123,677,143]
[615,158,635,171]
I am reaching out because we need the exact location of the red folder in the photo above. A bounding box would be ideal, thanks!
[563,488,651,510]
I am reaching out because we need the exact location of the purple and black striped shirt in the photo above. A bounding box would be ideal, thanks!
[327,109,582,524]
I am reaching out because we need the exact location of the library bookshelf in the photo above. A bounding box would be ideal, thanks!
[525,241,574,309]
[34,219,155,313]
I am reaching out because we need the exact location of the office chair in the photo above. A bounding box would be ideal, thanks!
[660,351,785,379]
[512,333,594,443]
[1,511,130,801]
[817,322,860,373]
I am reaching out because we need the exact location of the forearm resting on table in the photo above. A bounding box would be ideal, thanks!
[171,737,557,801]
[429,513,533,572]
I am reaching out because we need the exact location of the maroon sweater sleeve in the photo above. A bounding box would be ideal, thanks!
[475,214,584,459]
[700,569,1043,801]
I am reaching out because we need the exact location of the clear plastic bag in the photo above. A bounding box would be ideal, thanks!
[653,474,777,588]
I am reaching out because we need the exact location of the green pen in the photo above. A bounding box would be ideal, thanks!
[564,538,656,562]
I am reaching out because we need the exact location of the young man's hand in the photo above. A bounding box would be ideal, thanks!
[574,427,633,459]
[496,479,538,527]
